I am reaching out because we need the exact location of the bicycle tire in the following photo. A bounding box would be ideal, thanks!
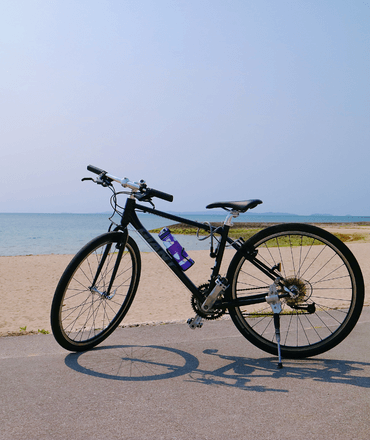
[51,232,141,351]
[226,223,364,358]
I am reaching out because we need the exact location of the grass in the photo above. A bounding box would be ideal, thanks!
[332,232,368,243]
[149,223,368,244]
[38,329,50,334]
[264,233,367,247]
[150,223,263,240]
[2,327,51,337]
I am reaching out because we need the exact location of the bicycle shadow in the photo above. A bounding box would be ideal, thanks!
[64,344,370,392]
[186,349,370,392]
[65,344,200,381]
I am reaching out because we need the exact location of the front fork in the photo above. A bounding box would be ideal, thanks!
[90,230,128,298]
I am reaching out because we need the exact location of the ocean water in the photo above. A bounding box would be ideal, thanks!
[0,212,369,256]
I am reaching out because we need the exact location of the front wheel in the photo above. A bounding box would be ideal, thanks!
[51,232,141,351]
[226,223,364,358]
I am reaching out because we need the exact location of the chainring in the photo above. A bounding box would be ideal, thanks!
[191,283,226,320]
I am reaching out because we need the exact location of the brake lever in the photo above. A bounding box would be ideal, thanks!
[81,176,112,187]
[134,192,155,208]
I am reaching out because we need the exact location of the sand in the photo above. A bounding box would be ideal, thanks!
[1,227,369,336]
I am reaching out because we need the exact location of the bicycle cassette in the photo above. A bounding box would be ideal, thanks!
[191,283,226,320]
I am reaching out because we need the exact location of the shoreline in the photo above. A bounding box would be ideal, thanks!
[2,223,370,258]
[1,225,369,336]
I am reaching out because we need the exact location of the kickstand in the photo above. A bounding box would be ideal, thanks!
[274,313,283,369]
[266,279,283,369]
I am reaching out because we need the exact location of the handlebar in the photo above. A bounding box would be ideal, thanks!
[140,188,174,202]
[86,165,174,202]
[87,165,107,175]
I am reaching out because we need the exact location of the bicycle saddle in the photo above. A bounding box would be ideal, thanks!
[206,199,262,213]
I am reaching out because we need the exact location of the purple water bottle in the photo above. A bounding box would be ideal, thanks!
[158,228,194,271]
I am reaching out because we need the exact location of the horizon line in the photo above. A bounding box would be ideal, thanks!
[1,211,370,217]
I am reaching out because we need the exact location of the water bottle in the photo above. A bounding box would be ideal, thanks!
[158,228,194,271]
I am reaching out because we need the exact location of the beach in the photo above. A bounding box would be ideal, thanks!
[1,225,369,336]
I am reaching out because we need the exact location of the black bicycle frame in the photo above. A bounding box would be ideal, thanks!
[118,197,282,307]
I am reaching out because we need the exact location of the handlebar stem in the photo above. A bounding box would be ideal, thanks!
[105,173,141,191]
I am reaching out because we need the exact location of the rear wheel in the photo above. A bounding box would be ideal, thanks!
[226,224,364,358]
[51,232,141,351]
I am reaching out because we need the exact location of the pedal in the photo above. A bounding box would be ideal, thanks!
[187,315,203,329]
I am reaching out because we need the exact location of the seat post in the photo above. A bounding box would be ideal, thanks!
[224,209,239,226]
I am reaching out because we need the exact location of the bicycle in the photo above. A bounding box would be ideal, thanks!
[51,165,364,368]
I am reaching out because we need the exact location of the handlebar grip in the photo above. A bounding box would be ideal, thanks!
[146,188,173,202]
[87,165,107,175]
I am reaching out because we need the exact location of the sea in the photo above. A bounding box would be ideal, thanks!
[1,212,370,257]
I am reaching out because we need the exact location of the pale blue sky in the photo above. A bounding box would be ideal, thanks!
[1,0,369,215]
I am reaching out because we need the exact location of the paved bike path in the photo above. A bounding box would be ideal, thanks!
[1,308,369,440]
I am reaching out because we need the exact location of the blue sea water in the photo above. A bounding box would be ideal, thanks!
[1,212,369,256]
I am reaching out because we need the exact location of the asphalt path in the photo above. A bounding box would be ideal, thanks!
[1,308,369,440]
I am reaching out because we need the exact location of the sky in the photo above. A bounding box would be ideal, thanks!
[1,0,369,215]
